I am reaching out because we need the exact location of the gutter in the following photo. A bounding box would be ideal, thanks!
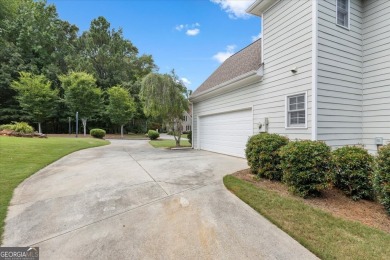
[189,69,262,103]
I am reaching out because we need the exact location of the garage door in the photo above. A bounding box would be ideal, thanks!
[199,109,253,158]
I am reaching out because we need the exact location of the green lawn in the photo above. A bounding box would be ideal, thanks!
[0,136,109,243]
[224,175,390,260]
[149,139,191,148]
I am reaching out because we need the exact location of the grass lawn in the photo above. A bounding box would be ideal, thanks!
[0,136,109,243]
[224,175,390,260]
[149,139,191,148]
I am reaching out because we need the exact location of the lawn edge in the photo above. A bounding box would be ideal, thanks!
[0,138,110,245]
[223,174,390,260]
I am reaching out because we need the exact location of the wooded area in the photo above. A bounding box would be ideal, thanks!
[0,0,187,134]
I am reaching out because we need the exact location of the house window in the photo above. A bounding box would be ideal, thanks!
[336,0,349,28]
[286,93,306,128]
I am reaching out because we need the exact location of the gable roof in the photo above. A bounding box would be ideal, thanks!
[192,39,262,97]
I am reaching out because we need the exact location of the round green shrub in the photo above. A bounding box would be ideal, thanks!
[374,144,390,215]
[90,128,106,139]
[12,122,34,134]
[279,140,332,198]
[245,133,289,180]
[332,146,374,200]
[147,130,159,140]
[187,131,192,145]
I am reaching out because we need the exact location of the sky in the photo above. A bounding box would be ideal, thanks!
[47,0,263,91]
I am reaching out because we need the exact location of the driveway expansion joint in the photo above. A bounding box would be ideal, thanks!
[123,147,169,196]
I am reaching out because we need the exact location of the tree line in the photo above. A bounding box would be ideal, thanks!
[0,0,187,135]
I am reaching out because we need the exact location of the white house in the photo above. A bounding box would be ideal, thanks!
[189,0,390,158]
[182,109,192,132]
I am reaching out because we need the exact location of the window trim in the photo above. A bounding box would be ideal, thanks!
[285,92,308,129]
[335,0,350,29]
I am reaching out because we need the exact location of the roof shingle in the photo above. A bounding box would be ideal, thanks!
[192,39,262,96]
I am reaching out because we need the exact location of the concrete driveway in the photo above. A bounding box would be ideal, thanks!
[3,140,317,259]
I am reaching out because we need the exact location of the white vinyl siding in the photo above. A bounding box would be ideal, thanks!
[317,0,363,148]
[259,0,312,139]
[192,0,313,152]
[362,0,390,152]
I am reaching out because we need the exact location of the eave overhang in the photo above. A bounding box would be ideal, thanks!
[189,69,262,103]
[246,0,276,16]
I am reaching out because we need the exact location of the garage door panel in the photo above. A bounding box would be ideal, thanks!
[199,109,252,158]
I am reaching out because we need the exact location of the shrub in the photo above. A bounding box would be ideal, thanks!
[279,140,332,198]
[90,128,106,139]
[187,131,192,145]
[147,130,159,140]
[0,124,15,131]
[11,122,34,134]
[332,146,374,200]
[374,144,390,215]
[245,133,289,180]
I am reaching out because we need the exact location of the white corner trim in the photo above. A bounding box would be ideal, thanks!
[191,102,194,149]
[311,0,318,140]
[252,105,255,135]
[261,15,264,64]
[196,116,200,150]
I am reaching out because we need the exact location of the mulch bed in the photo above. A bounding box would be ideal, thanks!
[233,169,390,233]
[0,130,47,138]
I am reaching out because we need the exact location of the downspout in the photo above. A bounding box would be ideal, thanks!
[311,0,318,141]
[191,102,194,149]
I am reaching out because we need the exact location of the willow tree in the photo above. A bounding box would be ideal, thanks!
[107,86,135,138]
[60,72,102,136]
[140,72,188,146]
[11,72,58,133]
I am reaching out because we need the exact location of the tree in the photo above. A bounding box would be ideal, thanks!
[140,72,188,146]
[11,72,58,133]
[60,72,102,136]
[107,86,135,138]
[72,16,156,90]
[0,0,78,125]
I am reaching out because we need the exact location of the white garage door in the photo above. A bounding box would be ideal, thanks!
[199,109,253,158]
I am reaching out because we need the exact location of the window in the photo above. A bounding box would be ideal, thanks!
[286,93,306,128]
[336,0,349,28]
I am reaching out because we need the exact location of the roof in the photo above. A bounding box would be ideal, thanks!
[192,39,262,97]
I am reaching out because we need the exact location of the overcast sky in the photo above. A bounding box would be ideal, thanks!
[47,0,262,91]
